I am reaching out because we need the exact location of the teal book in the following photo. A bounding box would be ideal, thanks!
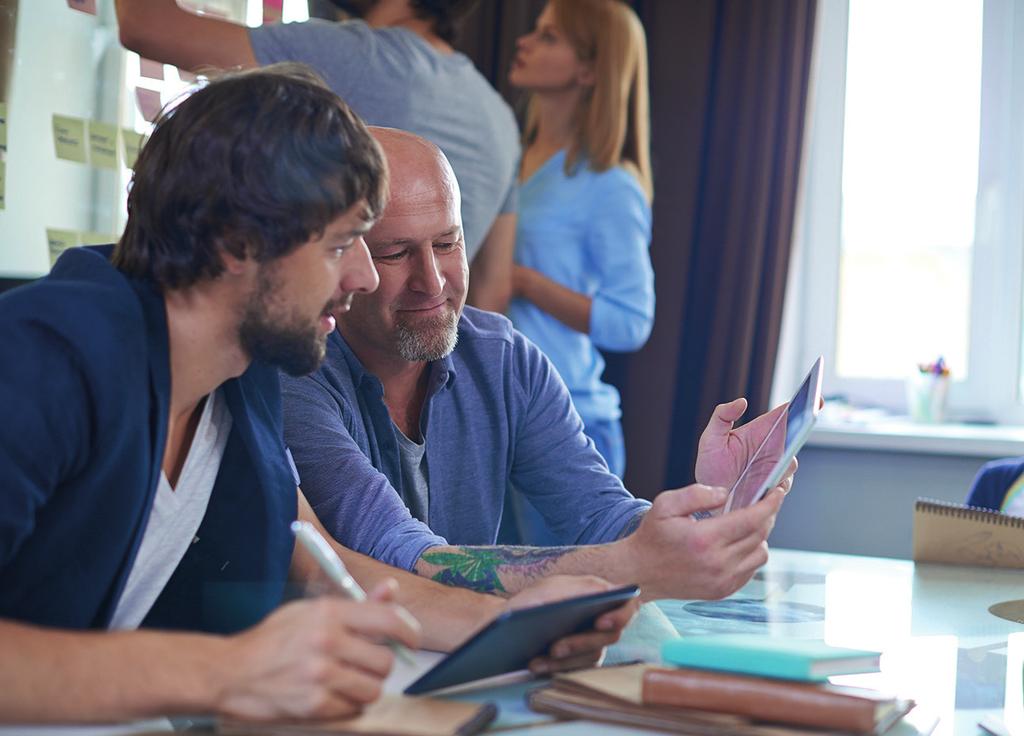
[660,634,881,682]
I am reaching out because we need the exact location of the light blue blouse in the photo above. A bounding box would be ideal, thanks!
[509,150,655,423]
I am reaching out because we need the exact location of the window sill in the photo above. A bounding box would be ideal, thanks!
[807,417,1024,458]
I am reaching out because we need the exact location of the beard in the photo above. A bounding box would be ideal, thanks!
[238,266,332,377]
[394,307,459,362]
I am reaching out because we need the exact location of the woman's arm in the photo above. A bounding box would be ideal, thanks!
[468,213,517,313]
[513,171,653,349]
[513,264,591,333]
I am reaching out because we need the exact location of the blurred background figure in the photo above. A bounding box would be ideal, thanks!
[499,0,653,544]
[966,457,1024,516]
[507,0,654,478]
[115,0,520,310]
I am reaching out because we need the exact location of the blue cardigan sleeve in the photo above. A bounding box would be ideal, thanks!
[586,169,655,352]
[0,317,92,568]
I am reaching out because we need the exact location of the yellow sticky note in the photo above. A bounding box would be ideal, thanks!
[0,102,7,153]
[122,128,144,169]
[79,231,115,246]
[53,114,87,163]
[88,120,118,169]
[47,228,80,267]
[0,160,6,210]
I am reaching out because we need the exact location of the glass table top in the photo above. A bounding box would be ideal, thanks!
[623,549,1024,736]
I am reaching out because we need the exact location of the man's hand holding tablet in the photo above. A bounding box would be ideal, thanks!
[700,357,823,513]
[617,360,823,600]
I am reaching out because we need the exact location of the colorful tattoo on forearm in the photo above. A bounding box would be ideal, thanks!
[420,546,575,593]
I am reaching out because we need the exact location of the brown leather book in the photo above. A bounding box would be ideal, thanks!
[528,664,919,735]
[218,694,497,736]
[643,666,908,734]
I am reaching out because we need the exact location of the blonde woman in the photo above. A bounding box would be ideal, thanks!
[508,0,654,477]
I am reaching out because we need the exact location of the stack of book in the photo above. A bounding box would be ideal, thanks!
[528,634,917,735]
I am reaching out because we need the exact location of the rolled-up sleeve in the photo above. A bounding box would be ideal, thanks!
[281,376,447,571]
[509,334,650,543]
[587,172,654,352]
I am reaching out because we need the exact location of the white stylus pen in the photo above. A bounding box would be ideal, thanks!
[291,520,416,665]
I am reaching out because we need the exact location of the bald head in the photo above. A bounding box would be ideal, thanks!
[337,127,468,367]
[371,127,461,219]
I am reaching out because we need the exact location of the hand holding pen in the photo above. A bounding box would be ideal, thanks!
[292,520,419,666]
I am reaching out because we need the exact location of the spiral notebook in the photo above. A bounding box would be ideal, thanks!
[912,498,1024,569]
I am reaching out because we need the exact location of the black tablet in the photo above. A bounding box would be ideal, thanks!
[404,584,640,695]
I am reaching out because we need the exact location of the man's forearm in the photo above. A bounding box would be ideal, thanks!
[295,492,505,652]
[116,0,257,72]
[414,541,636,597]
[336,545,505,651]
[0,620,227,723]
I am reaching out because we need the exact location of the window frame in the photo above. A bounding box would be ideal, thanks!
[793,0,1024,425]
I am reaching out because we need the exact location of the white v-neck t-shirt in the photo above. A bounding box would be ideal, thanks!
[109,390,233,630]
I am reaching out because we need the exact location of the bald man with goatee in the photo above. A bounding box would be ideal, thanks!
[283,128,793,604]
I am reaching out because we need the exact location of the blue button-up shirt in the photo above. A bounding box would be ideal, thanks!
[281,307,651,572]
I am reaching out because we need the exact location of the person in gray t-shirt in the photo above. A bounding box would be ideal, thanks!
[116,0,520,311]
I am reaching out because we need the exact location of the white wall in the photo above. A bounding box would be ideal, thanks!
[769,446,987,559]
[0,0,127,277]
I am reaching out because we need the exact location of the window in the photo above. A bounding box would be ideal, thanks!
[788,0,1024,424]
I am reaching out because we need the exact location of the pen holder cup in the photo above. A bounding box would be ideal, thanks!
[905,372,949,423]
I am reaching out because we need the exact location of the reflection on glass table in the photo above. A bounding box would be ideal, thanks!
[631,549,1023,736]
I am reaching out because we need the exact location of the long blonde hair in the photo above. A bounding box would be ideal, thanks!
[524,0,653,201]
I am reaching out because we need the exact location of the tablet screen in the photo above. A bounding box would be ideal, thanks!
[723,357,823,513]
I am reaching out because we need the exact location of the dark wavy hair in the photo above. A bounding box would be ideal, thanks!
[326,0,479,44]
[113,62,388,290]
[410,0,479,43]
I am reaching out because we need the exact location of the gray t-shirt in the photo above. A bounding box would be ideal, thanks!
[250,20,520,261]
[392,423,430,525]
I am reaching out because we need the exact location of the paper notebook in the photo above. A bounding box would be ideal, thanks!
[218,694,496,736]
[912,498,1024,569]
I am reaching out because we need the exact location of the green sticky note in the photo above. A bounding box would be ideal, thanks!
[0,102,7,153]
[122,128,144,169]
[0,160,6,210]
[88,120,118,169]
[46,228,80,267]
[53,114,87,163]
[79,230,115,246]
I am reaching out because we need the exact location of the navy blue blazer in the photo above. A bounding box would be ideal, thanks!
[0,246,296,633]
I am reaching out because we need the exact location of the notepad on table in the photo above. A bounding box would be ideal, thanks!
[913,498,1024,569]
